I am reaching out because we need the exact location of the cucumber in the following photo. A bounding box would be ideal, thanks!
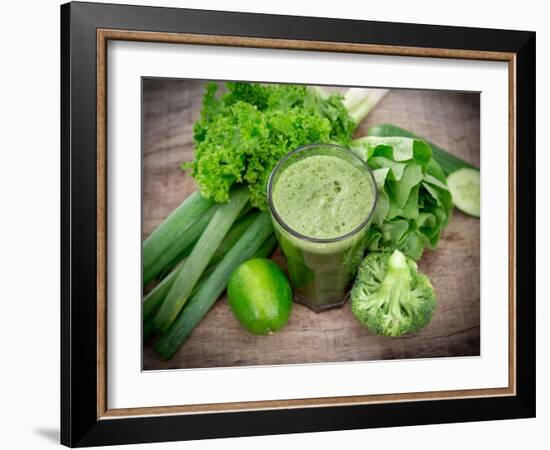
[446,168,480,217]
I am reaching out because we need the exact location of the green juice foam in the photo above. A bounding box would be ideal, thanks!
[272,154,375,240]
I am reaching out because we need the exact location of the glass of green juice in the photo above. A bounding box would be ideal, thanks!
[267,143,377,312]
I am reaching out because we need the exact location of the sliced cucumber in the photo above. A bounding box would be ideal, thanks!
[446,168,480,217]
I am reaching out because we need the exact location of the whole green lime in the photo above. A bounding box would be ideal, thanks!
[227,258,293,335]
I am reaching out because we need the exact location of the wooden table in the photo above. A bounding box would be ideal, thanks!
[142,79,480,370]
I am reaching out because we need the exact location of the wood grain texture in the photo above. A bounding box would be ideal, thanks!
[99,29,514,62]
[142,79,480,370]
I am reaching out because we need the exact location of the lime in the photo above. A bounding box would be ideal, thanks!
[227,258,292,335]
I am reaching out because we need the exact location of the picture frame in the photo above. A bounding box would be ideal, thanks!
[60,1,536,447]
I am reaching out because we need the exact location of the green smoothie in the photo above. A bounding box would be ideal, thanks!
[268,144,377,312]
[271,155,375,239]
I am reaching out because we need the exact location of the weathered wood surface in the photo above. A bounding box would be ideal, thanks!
[142,79,480,370]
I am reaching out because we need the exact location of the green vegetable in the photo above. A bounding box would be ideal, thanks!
[351,250,436,336]
[142,210,261,327]
[142,191,214,284]
[143,269,210,342]
[367,123,478,175]
[251,234,278,260]
[154,186,249,333]
[155,212,275,359]
[143,203,218,286]
[352,136,453,260]
[227,258,292,335]
[344,88,389,125]
[446,168,480,217]
[183,82,368,210]
[143,318,156,342]
[143,230,277,340]
[154,203,255,282]
[208,210,259,266]
[143,260,182,324]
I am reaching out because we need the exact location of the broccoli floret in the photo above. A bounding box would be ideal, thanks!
[351,250,436,337]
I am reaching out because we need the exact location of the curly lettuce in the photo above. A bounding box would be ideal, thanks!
[183,82,355,210]
[352,136,453,260]
[184,83,450,259]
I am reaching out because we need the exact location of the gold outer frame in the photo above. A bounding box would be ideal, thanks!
[96,29,516,420]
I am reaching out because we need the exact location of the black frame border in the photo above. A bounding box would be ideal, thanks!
[61,2,535,447]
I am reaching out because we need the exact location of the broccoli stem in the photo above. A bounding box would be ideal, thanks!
[380,250,412,318]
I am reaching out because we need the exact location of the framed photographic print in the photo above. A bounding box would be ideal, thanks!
[60,1,536,447]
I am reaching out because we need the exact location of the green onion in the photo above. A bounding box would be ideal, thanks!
[143,259,184,325]
[251,234,277,260]
[143,204,218,286]
[143,318,156,342]
[142,228,276,342]
[155,212,274,359]
[208,210,258,266]
[367,123,478,175]
[142,210,260,326]
[143,270,209,341]
[154,186,249,332]
[143,191,214,273]
[154,203,255,282]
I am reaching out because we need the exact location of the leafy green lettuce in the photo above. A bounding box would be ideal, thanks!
[184,82,355,210]
[352,136,453,260]
[185,82,451,259]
